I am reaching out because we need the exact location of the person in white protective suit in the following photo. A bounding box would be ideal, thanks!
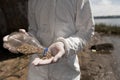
[3,0,94,80]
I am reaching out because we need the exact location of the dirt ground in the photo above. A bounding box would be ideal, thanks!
[0,53,29,80]
[79,33,117,80]
[0,33,118,80]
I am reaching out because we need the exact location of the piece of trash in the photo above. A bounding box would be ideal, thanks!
[4,31,53,59]
[91,49,97,53]
[90,43,114,54]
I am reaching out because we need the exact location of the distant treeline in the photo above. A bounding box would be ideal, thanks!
[94,15,120,19]
[95,23,120,35]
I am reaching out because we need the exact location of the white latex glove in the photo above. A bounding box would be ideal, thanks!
[48,42,65,62]
[32,57,54,65]
[32,42,65,65]
[3,29,29,53]
[3,28,44,53]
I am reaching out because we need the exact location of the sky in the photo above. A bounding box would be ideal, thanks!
[90,0,120,16]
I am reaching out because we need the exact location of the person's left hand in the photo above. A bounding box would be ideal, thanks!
[48,42,65,62]
[32,42,65,65]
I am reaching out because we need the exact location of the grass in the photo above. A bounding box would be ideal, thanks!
[95,23,120,35]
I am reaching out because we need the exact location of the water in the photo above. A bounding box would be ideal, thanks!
[94,18,120,26]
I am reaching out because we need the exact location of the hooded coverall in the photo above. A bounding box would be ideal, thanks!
[27,0,94,80]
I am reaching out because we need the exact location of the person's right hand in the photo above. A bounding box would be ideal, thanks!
[3,29,28,53]
[3,29,29,53]
[3,35,18,53]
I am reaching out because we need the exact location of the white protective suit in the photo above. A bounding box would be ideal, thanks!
[27,0,94,80]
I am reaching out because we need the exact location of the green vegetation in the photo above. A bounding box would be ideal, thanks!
[94,15,120,19]
[95,24,120,35]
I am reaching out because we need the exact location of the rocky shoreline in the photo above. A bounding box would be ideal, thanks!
[79,33,117,80]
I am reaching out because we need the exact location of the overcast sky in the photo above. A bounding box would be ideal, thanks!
[90,0,120,16]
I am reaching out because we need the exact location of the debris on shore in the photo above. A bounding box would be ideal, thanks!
[90,43,114,54]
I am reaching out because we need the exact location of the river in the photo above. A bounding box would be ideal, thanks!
[94,18,120,26]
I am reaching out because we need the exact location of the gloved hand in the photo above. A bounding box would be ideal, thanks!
[3,29,28,53]
[48,42,65,62]
[32,42,65,65]
[32,57,54,65]
[3,29,42,53]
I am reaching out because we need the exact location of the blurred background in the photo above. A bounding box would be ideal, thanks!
[91,0,120,26]
[0,0,28,61]
[0,0,28,46]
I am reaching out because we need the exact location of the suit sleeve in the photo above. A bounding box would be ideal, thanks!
[56,0,95,54]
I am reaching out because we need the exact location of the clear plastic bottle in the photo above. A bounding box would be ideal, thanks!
[6,31,52,59]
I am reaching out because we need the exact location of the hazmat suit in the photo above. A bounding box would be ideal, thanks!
[27,0,94,80]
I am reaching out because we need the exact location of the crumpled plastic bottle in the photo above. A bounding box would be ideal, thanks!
[5,31,52,59]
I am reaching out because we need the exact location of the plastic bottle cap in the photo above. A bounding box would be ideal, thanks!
[43,48,48,56]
